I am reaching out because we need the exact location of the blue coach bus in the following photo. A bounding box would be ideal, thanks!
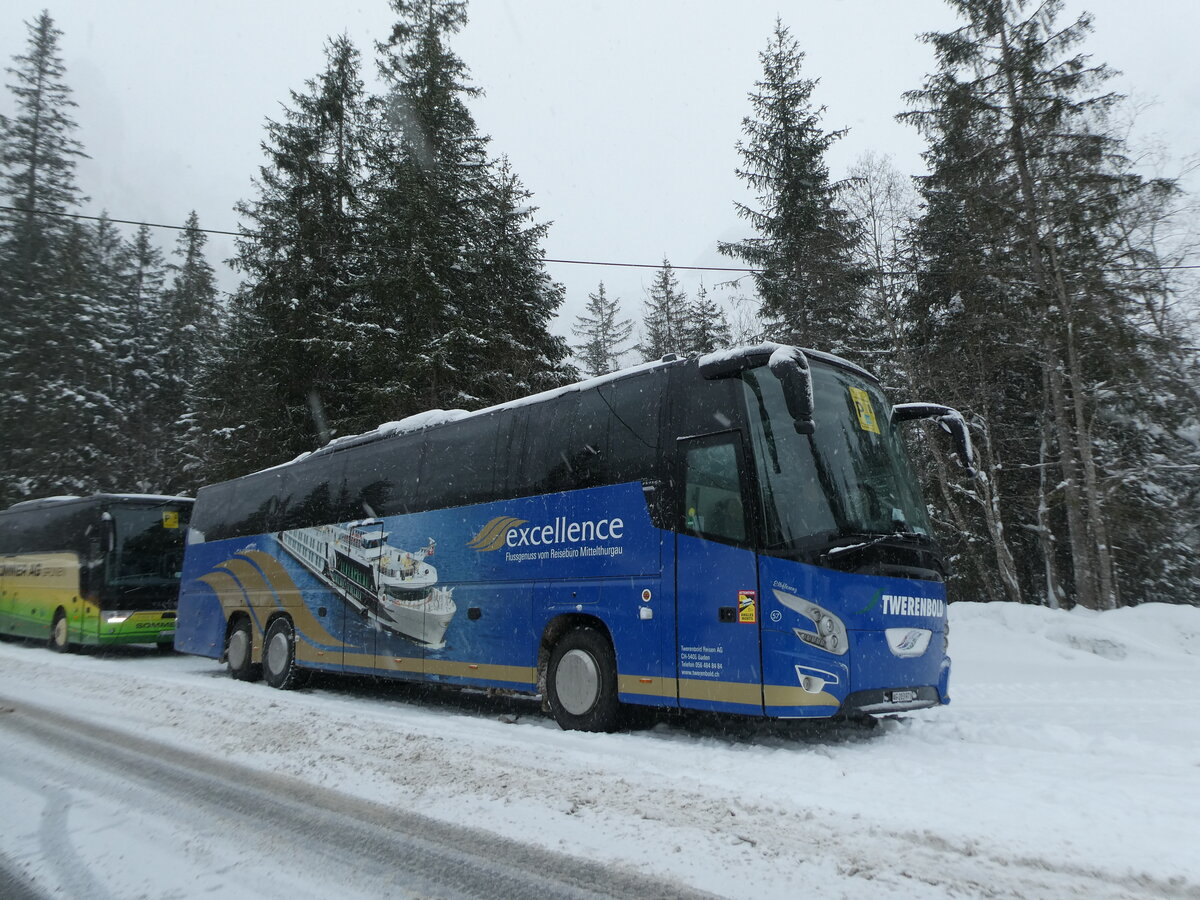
[175,344,972,731]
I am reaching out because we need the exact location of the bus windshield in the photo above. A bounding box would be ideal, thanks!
[108,502,190,588]
[742,363,932,552]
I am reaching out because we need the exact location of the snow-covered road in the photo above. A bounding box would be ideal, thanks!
[2,601,1198,899]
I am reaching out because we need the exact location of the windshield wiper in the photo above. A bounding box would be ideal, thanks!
[816,530,947,580]
[821,530,929,559]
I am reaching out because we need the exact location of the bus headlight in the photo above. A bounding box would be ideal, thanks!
[105,613,130,624]
[773,589,849,656]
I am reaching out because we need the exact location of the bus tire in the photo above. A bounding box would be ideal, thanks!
[263,617,302,690]
[546,627,620,733]
[49,610,70,653]
[226,618,261,682]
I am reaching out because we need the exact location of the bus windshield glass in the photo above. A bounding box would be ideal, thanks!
[742,363,931,552]
[108,502,190,588]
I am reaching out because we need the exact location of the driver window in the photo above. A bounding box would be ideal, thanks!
[682,440,747,544]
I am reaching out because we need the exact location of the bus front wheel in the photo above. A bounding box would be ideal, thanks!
[226,618,261,682]
[49,610,70,653]
[547,627,619,733]
[263,617,303,690]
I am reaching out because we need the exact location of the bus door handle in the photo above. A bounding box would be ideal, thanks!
[718,607,736,623]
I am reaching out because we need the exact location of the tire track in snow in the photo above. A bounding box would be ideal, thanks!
[0,694,714,900]
[2,645,1196,899]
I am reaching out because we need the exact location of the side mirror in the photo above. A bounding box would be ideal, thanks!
[768,346,815,435]
[99,512,116,554]
[893,403,978,477]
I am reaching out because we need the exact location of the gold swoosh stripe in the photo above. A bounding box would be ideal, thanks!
[241,550,344,648]
[424,659,537,684]
[467,516,526,551]
[198,569,262,659]
[678,678,763,706]
[199,570,250,621]
[465,517,506,549]
[762,685,840,708]
[216,558,278,632]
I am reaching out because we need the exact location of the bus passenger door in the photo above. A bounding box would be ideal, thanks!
[674,433,763,715]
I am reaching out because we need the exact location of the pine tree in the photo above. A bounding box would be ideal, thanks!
[460,158,572,402]
[363,0,489,415]
[572,281,633,377]
[639,259,688,361]
[161,211,221,492]
[0,11,87,296]
[0,12,93,504]
[719,19,864,354]
[365,0,570,413]
[109,224,170,490]
[684,283,733,355]
[201,35,371,478]
[904,0,1199,608]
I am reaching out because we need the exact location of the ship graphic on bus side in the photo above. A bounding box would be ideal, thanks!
[277,520,456,648]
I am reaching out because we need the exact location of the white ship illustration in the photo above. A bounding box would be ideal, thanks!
[277,520,456,648]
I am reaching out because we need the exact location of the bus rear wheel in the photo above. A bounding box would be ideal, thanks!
[226,618,261,682]
[263,617,303,690]
[49,610,70,653]
[546,627,620,733]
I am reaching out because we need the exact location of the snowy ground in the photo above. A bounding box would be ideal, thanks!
[1,601,1199,899]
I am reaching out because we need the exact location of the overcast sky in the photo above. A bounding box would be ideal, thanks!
[2,1,1197,345]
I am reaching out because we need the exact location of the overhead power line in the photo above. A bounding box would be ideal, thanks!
[4,203,1200,277]
[0,204,765,276]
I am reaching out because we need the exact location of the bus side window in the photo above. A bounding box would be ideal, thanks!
[517,394,578,497]
[418,414,502,509]
[279,452,347,529]
[571,389,609,489]
[602,375,661,485]
[351,432,422,518]
[681,439,747,545]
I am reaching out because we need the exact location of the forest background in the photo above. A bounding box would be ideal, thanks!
[0,0,1197,612]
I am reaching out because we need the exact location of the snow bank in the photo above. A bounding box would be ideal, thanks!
[2,600,1198,898]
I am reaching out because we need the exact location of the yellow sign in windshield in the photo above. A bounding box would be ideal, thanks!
[849,387,881,434]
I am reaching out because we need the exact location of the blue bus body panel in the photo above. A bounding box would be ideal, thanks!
[758,556,948,716]
[177,483,668,693]
[177,480,950,716]
[673,534,764,715]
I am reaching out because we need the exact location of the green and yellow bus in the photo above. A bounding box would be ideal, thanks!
[0,494,193,652]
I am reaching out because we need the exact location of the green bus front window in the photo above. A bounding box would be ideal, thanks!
[106,503,191,589]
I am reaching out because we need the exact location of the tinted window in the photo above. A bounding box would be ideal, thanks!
[344,432,423,518]
[418,413,502,509]
[601,374,662,484]
[109,502,191,586]
[0,501,96,555]
[571,389,611,488]
[193,471,286,540]
[670,364,742,438]
[278,452,355,529]
[682,438,748,545]
[514,394,578,497]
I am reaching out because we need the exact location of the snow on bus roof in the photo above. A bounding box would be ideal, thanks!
[279,357,677,468]
[697,342,876,382]
[4,493,192,512]
[252,344,876,476]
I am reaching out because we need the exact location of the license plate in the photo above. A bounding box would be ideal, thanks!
[890,690,917,703]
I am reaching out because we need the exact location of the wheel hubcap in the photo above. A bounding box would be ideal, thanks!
[227,629,250,670]
[53,617,66,646]
[266,631,289,675]
[556,649,600,716]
